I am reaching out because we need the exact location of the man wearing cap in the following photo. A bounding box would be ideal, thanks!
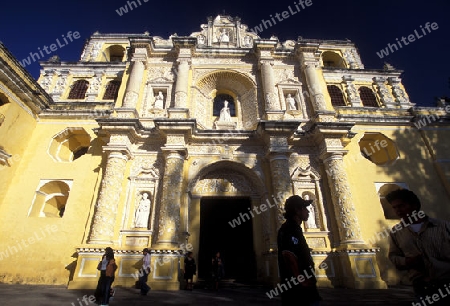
[139,248,151,296]
[277,195,322,306]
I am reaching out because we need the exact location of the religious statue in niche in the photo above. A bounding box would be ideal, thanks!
[219,100,232,122]
[197,35,206,45]
[218,29,229,43]
[134,192,151,228]
[154,91,164,109]
[286,94,297,110]
[243,35,252,47]
[304,194,318,229]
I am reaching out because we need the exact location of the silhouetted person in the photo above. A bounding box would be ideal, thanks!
[277,195,322,306]
[183,251,196,290]
[387,189,450,305]
[211,251,224,290]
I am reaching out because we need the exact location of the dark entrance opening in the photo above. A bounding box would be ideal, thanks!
[198,197,257,283]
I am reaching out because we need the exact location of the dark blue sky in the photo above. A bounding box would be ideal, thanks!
[1,0,448,107]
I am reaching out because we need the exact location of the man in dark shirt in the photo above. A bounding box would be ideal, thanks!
[277,195,322,306]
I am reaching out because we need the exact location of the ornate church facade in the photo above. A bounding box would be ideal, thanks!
[1,15,449,290]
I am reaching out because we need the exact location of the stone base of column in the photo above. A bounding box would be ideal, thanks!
[167,108,189,119]
[265,110,284,120]
[86,93,97,102]
[68,247,183,290]
[115,108,139,119]
[333,249,387,289]
[149,250,183,290]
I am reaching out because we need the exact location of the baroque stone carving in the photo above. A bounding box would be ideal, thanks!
[323,154,363,244]
[123,91,138,107]
[157,152,185,244]
[88,152,128,243]
[52,74,67,94]
[40,73,53,91]
[87,75,102,94]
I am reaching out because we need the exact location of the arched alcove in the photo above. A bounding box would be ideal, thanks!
[28,180,72,218]
[48,127,91,162]
[322,51,346,68]
[104,45,126,62]
[193,70,258,130]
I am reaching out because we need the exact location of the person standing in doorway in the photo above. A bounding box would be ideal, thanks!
[211,251,224,290]
[277,195,322,306]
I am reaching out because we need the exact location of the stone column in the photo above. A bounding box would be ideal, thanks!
[321,152,364,245]
[343,76,362,107]
[260,60,280,111]
[88,150,130,244]
[156,149,186,246]
[388,77,410,108]
[303,62,327,111]
[174,59,190,108]
[374,77,395,108]
[122,48,147,108]
[268,151,292,228]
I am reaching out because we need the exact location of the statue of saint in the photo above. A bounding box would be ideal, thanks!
[219,29,229,43]
[134,193,151,228]
[219,100,231,122]
[154,91,164,109]
[286,94,297,110]
[197,35,206,45]
[304,194,318,229]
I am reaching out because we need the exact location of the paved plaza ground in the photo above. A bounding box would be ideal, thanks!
[0,282,416,306]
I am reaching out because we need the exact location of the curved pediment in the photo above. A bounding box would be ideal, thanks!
[189,15,260,48]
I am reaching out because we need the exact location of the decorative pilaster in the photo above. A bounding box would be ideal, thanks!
[156,149,186,246]
[259,121,298,227]
[88,149,130,244]
[268,150,292,227]
[86,71,103,102]
[343,76,362,107]
[388,77,411,108]
[321,152,364,245]
[373,77,395,108]
[122,48,147,108]
[51,70,69,102]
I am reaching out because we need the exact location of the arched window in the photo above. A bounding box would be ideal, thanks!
[213,94,235,117]
[28,180,72,218]
[0,94,7,107]
[103,80,121,100]
[48,127,91,162]
[359,86,378,107]
[327,85,346,106]
[68,80,89,99]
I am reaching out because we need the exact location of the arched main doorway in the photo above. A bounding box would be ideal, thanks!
[198,196,256,282]
[187,161,270,285]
